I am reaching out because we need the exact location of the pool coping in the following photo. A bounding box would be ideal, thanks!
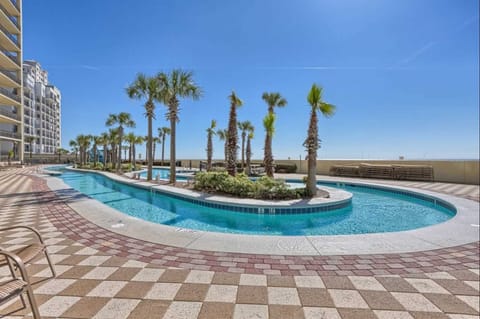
[42,168,480,256]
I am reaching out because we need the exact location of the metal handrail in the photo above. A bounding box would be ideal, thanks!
[0,107,19,120]
[0,87,20,102]
[0,69,20,84]
[0,129,20,139]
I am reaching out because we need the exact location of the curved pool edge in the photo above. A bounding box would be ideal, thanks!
[67,167,353,214]
[41,168,479,256]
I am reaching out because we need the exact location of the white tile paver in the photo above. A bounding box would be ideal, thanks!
[374,310,414,319]
[131,268,164,282]
[185,270,214,284]
[391,292,441,312]
[294,276,325,288]
[87,281,128,297]
[38,296,80,317]
[457,295,480,312]
[145,283,182,300]
[35,279,76,295]
[205,285,238,303]
[303,307,341,319]
[163,301,202,319]
[329,289,369,309]
[267,287,301,305]
[82,267,118,280]
[78,256,111,266]
[93,298,140,319]
[239,274,267,286]
[404,278,450,294]
[349,276,386,291]
[233,304,268,319]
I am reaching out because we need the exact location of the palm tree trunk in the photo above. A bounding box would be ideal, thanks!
[264,133,274,177]
[103,145,107,170]
[241,132,246,170]
[93,147,97,168]
[117,127,123,172]
[224,141,227,164]
[306,109,318,196]
[169,117,176,183]
[161,135,166,166]
[226,104,238,176]
[152,142,156,164]
[246,137,251,176]
[207,133,212,171]
[147,115,153,181]
[134,144,137,170]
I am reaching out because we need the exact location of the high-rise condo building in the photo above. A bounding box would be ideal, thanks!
[23,60,61,154]
[0,0,22,162]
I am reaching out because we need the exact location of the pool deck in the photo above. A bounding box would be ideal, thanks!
[0,166,478,318]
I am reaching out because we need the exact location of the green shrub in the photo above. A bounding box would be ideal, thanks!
[193,172,305,200]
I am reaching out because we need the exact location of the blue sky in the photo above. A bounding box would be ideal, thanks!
[23,0,479,160]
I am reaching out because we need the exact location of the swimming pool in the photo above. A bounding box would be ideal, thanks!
[138,167,191,180]
[53,168,456,236]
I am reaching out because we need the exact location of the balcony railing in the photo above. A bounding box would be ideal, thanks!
[0,4,19,28]
[0,86,20,102]
[0,129,20,139]
[0,22,18,46]
[0,69,20,84]
[0,49,19,65]
[0,107,19,120]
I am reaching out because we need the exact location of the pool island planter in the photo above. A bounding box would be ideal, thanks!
[66,167,353,215]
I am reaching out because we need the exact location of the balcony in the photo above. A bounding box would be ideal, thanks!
[0,21,19,51]
[0,128,20,140]
[0,0,19,16]
[0,86,20,105]
[0,4,19,34]
[0,68,20,87]
[0,106,19,123]
[0,50,19,70]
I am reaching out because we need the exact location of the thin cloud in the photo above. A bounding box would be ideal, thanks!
[80,64,100,71]
[395,15,479,66]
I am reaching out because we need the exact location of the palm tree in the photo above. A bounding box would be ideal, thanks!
[152,137,160,164]
[226,91,243,176]
[216,129,228,163]
[245,126,254,176]
[69,140,79,162]
[106,112,135,172]
[126,73,162,181]
[76,134,90,166]
[56,148,68,163]
[206,119,217,171]
[92,136,103,168]
[100,132,109,169]
[157,69,202,183]
[25,135,35,164]
[158,127,170,166]
[262,92,287,178]
[125,132,136,165]
[263,113,276,177]
[237,121,253,171]
[304,84,336,196]
[133,135,144,170]
[108,129,119,169]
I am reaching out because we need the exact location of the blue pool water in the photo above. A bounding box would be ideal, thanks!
[55,169,455,236]
[138,168,188,180]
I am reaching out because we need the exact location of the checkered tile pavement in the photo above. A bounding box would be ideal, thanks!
[0,167,479,318]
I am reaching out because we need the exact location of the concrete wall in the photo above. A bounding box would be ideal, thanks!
[178,159,479,185]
